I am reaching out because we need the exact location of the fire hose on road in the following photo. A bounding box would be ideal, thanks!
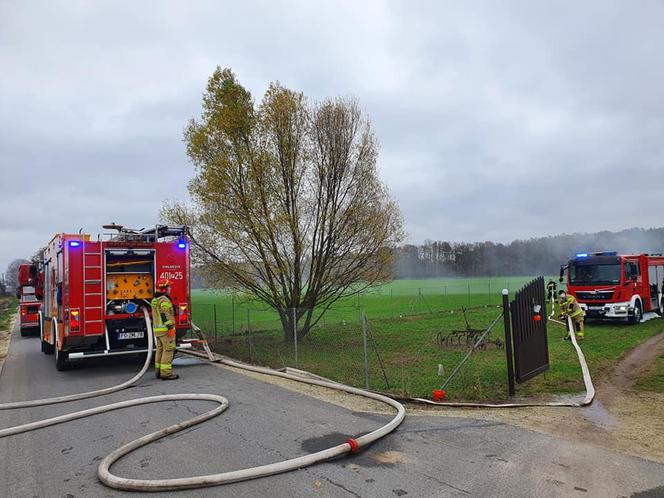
[0,308,406,492]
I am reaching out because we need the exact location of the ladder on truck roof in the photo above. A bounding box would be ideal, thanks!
[82,241,104,335]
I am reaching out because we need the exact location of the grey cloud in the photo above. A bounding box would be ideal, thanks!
[1,0,663,272]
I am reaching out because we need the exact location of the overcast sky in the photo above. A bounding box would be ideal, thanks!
[1,1,663,272]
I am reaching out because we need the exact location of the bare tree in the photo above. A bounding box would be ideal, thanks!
[165,67,404,341]
[31,246,46,266]
[5,258,29,297]
[0,275,7,297]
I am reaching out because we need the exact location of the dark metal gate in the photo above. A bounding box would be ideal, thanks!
[510,277,549,383]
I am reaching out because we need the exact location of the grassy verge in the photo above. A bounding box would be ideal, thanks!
[0,297,17,331]
[193,279,664,401]
[634,350,664,393]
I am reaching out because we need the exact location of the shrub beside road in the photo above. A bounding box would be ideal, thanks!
[0,297,16,330]
[0,297,18,368]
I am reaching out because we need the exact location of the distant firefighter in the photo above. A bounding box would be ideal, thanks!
[558,290,585,340]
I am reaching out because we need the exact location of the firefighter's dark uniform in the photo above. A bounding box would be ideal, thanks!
[559,294,585,339]
[151,293,177,379]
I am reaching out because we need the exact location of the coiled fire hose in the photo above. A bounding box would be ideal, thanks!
[0,308,405,492]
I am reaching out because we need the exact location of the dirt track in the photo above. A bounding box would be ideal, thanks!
[603,332,664,391]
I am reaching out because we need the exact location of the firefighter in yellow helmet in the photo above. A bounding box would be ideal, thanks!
[151,278,179,380]
[558,290,586,340]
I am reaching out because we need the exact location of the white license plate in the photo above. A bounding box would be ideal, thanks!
[118,331,145,340]
[588,306,603,310]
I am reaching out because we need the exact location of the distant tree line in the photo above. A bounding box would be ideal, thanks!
[395,227,664,278]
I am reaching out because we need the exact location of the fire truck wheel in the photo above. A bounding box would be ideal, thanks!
[41,317,53,354]
[52,318,69,370]
[55,345,69,371]
[630,300,642,325]
[657,298,664,317]
[20,327,29,337]
[41,340,54,354]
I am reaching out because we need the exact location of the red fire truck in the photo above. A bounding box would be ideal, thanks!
[560,251,664,324]
[17,263,43,337]
[40,224,192,370]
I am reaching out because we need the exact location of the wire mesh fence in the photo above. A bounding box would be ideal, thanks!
[191,296,515,401]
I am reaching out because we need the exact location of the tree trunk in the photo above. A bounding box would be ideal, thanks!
[279,308,296,344]
[297,308,315,340]
[279,307,316,343]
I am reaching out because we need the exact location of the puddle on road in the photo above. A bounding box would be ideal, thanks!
[301,432,355,453]
[172,356,206,366]
[549,394,617,430]
[579,399,617,429]
[301,432,411,468]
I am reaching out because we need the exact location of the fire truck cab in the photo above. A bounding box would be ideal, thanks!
[40,224,192,370]
[560,252,664,324]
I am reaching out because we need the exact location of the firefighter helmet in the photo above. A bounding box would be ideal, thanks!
[156,278,172,290]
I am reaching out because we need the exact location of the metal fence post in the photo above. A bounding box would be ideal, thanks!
[246,307,250,333]
[362,311,369,390]
[292,308,298,368]
[231,295,235,334]
[502,289,516,396]
[213,303,218,342]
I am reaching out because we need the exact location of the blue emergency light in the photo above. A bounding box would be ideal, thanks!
[69,241,81,248]
[575,253,588,258]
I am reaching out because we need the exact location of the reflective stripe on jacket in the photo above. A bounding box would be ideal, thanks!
[151,295,175,333]
[560,295,585,319]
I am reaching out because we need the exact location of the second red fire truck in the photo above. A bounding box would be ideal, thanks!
[39,224,193,370]
[560,251,664,323]
[17,263,43,337]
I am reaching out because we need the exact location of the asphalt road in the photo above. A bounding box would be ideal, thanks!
[1,319,663,498]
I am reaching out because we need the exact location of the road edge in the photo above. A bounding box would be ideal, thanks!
[0,311,17,380]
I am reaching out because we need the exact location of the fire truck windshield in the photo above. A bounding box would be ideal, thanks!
[570,263,621,285]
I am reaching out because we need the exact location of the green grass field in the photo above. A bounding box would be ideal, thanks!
[191,276,546,333]
[190,278,664,401]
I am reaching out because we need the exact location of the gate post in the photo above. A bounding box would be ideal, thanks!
[502,289,516,396]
